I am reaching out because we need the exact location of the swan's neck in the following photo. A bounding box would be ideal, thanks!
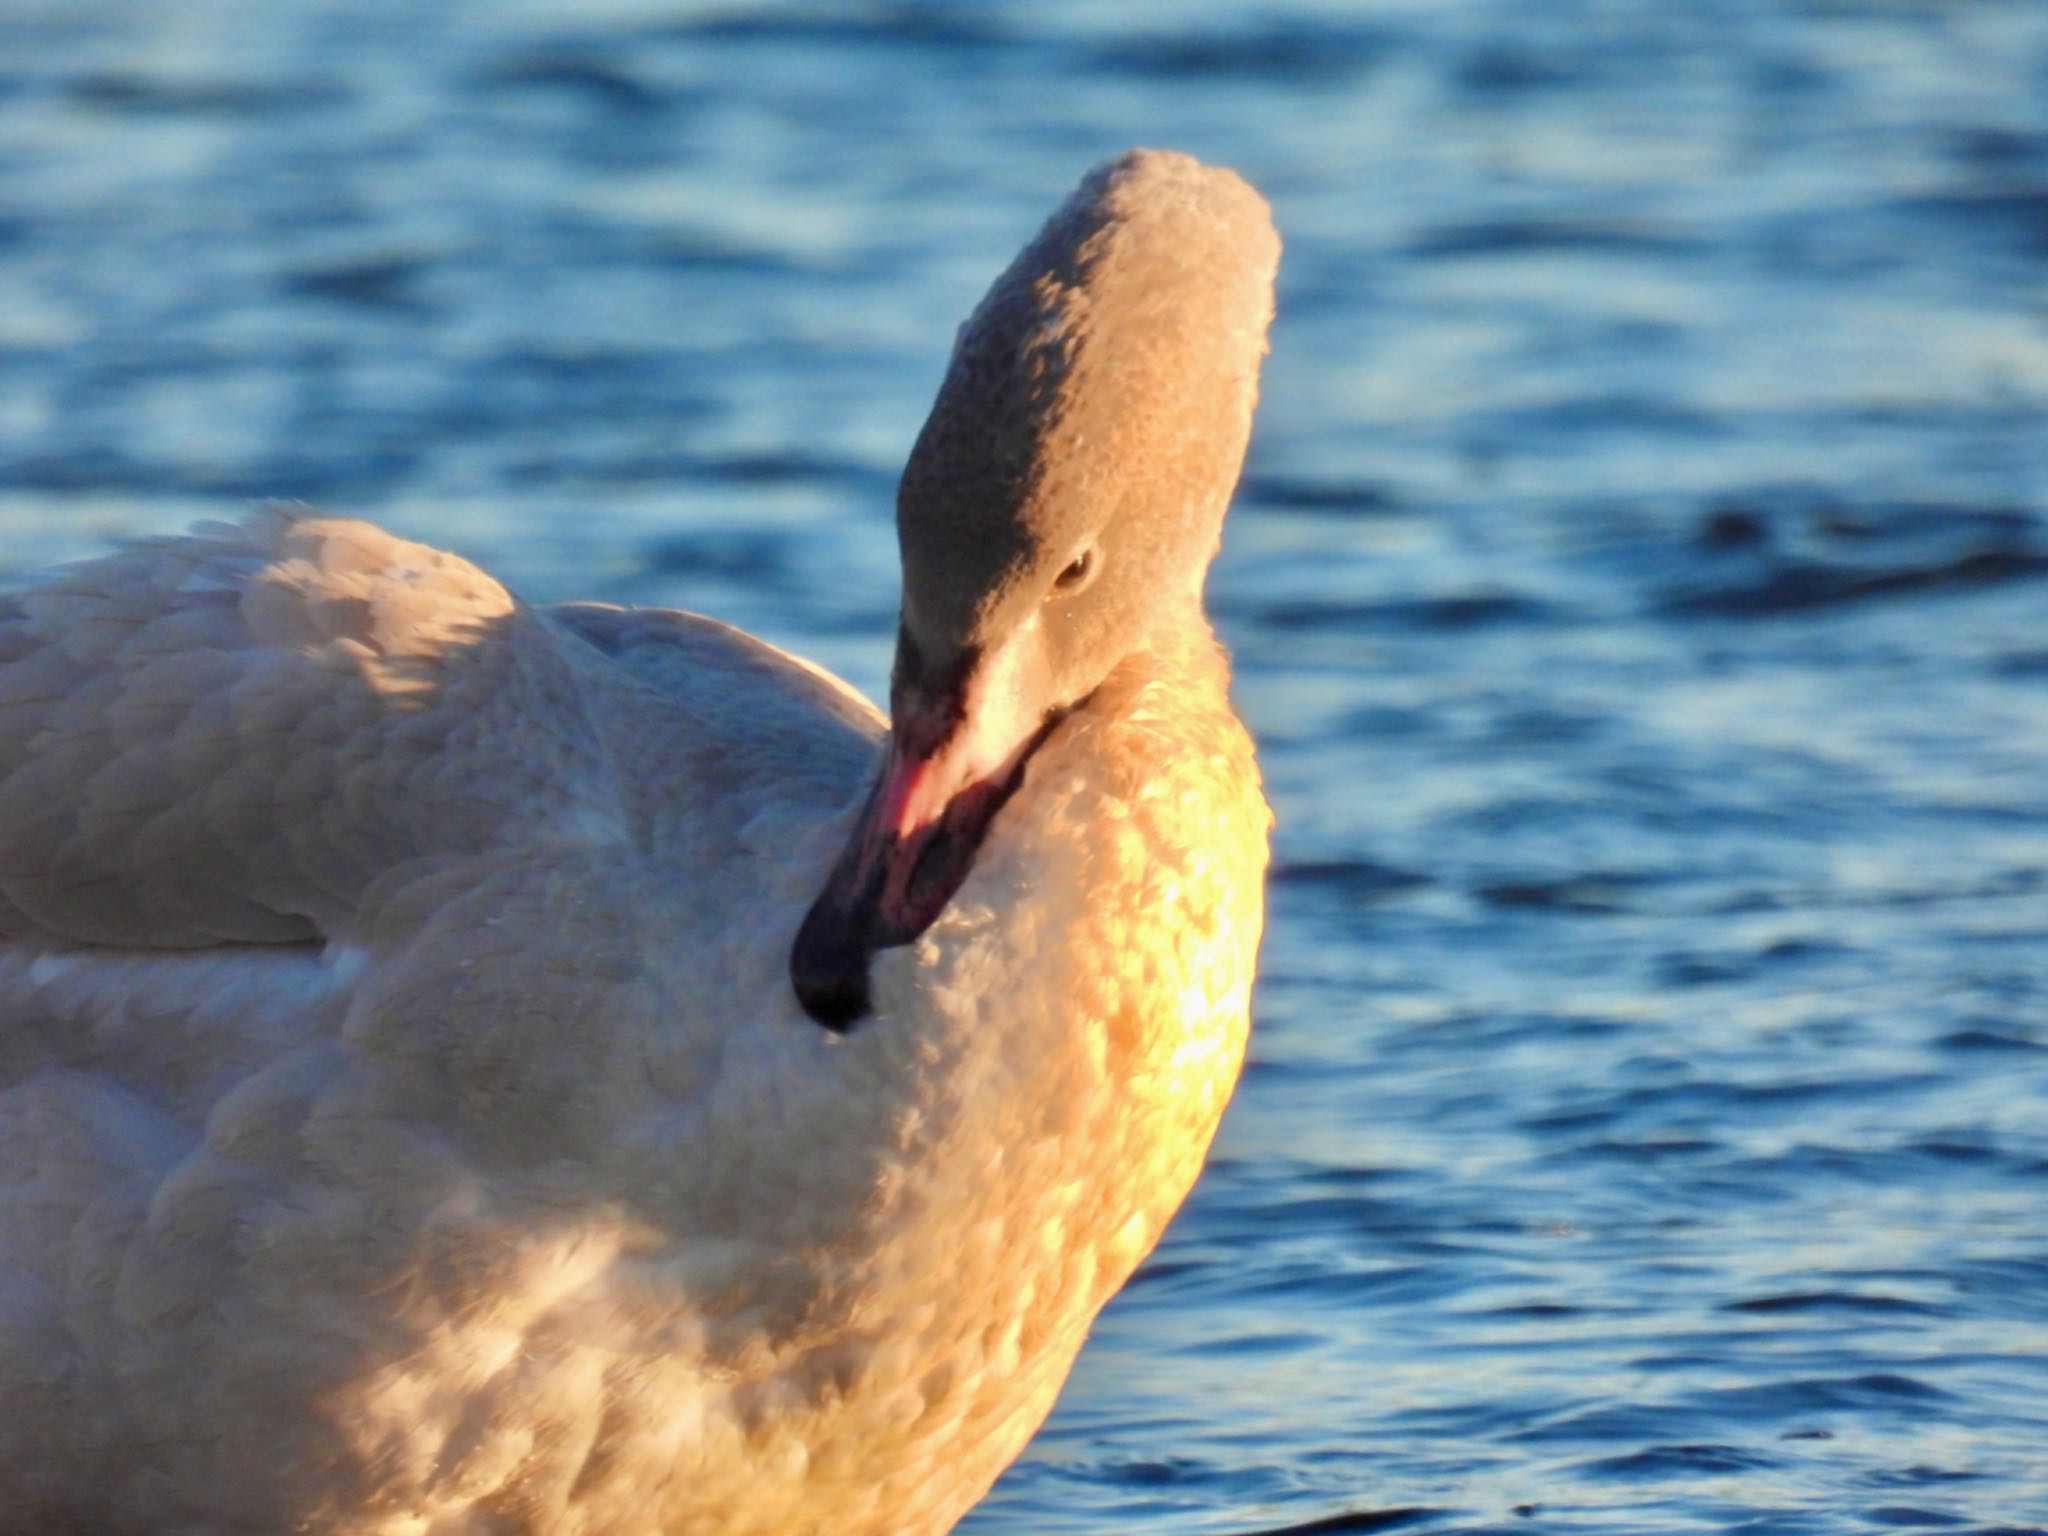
[996,609,1271,1258]
[832,610,1270,1528]
[901,605,1270,1216]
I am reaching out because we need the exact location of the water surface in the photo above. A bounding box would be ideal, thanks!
[3,2,2046,1530]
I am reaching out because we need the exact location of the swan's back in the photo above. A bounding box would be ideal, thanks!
[0,510,876,956]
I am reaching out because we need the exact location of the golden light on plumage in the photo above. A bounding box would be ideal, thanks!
[0,150,1276,1535]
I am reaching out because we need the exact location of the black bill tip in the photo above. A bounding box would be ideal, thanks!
[791,868,878,1032]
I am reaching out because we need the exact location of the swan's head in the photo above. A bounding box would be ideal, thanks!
[792,148,1279,1029]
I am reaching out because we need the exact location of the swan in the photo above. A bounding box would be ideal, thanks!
[0,149,1277,1536]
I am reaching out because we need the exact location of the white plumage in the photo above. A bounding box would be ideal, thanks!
[0,150,1276,1535]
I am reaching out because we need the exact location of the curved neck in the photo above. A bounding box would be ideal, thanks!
[825,604,1270,1528]
[891,600,1269,1226]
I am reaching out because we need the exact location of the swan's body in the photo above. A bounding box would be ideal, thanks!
[0,152,1275,1535]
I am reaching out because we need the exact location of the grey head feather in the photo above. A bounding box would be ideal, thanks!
[892,149,1280,707]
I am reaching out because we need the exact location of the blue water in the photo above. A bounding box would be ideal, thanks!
[4,2,2047,1531]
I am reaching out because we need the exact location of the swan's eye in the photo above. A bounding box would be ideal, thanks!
[1053,548,1096,595]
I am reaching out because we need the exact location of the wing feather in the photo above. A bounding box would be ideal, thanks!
[0,508,880,954]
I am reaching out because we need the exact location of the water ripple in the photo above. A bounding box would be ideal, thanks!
[5,1,2046,1532]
